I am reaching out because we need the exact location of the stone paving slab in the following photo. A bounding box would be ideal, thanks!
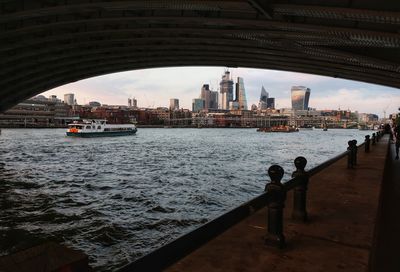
[166,136,389,272]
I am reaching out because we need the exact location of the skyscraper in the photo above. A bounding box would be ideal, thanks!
[219,70,234,110]
[200,84,218,110]
[235,77,248,110]
[64,93,75,105]
[267,98,275,109]
[192,98,205,112]
[132,98,137,108]
[209,90,218,110]
[260,86,268,102]
[258,86,268,110]
[169,98,179,110]
[291,86,311,110]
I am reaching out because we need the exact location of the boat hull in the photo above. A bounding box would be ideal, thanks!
[66,130,137,137]
[257,127,298,133]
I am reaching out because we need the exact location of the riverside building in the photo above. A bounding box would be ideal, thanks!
[0,96,75,128]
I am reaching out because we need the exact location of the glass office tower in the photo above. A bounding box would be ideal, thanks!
[291,86,311,110]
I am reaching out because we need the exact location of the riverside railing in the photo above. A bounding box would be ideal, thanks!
[118,130,385,272]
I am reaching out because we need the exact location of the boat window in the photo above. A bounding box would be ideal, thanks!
[86,126,91,129]
[97,126,101,129]
[92,126,95,129]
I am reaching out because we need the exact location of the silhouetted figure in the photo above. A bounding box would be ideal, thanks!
[385,123,394,142]
[385,123,391,134]
[395,124,400,160]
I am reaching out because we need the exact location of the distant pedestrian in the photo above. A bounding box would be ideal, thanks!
[395,124,400,160]
[385,123,393,142]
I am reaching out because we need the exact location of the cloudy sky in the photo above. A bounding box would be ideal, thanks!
[42,66,400,117]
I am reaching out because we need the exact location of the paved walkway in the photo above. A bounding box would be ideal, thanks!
[370,140,400,272]
[166,136,389,272]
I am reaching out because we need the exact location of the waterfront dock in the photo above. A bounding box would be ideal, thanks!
[162,135,391,272]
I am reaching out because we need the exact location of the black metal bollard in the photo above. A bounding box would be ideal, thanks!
[365,135,370,153]
[372,133,376,145]
[265,165,286,248]
[352,140,358,165]
[347,140,354,169]
[291,157,309,222]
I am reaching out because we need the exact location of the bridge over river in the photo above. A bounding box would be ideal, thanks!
[0,1,400,271]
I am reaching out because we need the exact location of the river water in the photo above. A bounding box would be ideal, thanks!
[0,128,371,270]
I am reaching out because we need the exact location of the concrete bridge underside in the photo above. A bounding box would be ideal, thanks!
[0,0,400,111]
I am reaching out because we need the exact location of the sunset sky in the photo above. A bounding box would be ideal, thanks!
[42,66,400,117]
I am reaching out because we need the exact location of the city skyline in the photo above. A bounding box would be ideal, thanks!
[42,66,400,117]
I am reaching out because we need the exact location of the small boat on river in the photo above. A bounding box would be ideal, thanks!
[298,125,314,130]
[257,125,298,133]
[66,119,137,137]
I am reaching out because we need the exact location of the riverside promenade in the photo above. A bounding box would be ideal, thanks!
[166,135,390,272]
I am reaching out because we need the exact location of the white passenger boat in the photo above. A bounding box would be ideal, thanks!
[66,119,137,137]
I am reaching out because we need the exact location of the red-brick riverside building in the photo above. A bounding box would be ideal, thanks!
[0,96,75,128]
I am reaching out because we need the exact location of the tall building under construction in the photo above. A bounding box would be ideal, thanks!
[219,70,234,110]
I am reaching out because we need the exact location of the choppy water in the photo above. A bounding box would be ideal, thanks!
[0,128,371,270]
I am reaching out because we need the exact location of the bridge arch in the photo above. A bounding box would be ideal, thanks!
[1,0,399,111]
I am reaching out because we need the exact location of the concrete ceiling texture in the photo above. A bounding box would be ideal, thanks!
[0,0,399,112]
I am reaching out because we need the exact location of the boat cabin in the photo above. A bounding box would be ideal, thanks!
[68,120,107,133]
